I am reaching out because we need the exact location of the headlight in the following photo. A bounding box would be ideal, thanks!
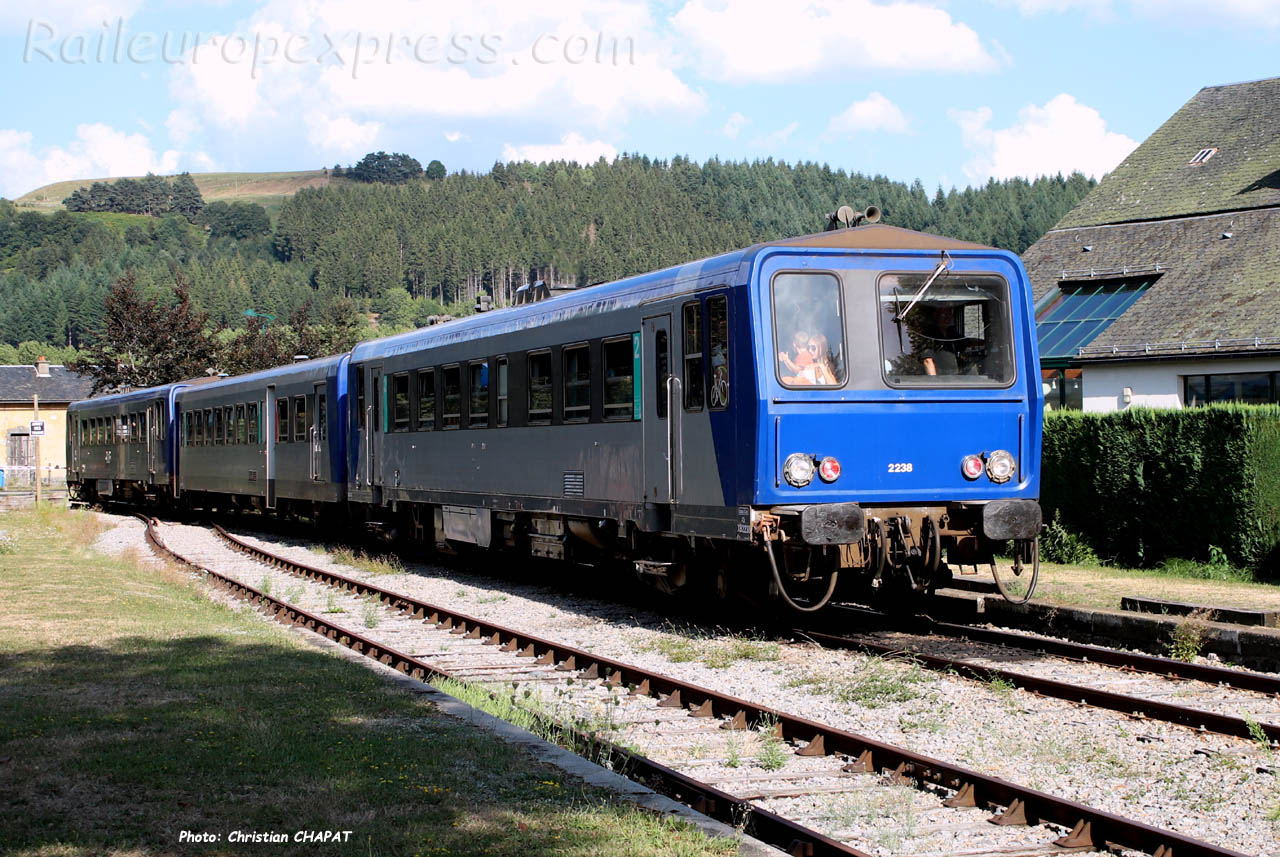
[961,454,984,480]
[783,453,815,487]
[986,449,1016,484]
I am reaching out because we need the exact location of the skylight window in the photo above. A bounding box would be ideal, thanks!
[1035,276,1156,363]
[1188,147,1218,166]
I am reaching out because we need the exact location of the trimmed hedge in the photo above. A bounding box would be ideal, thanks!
[1042,405,1280,574]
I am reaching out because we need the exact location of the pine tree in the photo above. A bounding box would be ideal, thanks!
[170,172,206,222]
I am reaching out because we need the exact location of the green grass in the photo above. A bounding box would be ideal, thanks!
[639,624,781,670]
[0,505,738,857]
[788,655,932,709]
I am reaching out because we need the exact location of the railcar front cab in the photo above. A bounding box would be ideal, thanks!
[751,231,1044,607]
[67,384,185,505]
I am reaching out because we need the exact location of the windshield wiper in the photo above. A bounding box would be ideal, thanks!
[894,250,952,322]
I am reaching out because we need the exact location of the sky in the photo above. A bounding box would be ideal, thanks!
[0,0,1277,200]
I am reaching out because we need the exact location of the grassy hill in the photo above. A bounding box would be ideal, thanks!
[15,169,337,217]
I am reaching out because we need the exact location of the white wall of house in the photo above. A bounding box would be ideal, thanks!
[1082,355,1280,412]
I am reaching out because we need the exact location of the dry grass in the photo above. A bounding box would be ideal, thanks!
[1021,560,1280,612]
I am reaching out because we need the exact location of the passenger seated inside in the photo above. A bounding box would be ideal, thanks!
[778,330,813,375]
[785,335,838,386]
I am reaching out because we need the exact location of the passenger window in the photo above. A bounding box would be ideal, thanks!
[442,365,461,429]
[682,301,704,410]
[468,361,489,427]
[528,351,552,424]
[392,373,411,431]
[774,272,847,388]
[247,403,259,444]
[276,400,289,443]
[655,330,670,420]
[563,344,590,422]
[223,407,233,444]
[416,369,435,430]
[205,410,214,445]
[236,405,246,444]
[603,337,635,420]
[214,408,225,444]
[496,358,508,427]
[708,296,730,410]
[129,413,139,443]
[294,395,307,441]
[317,394,327,441]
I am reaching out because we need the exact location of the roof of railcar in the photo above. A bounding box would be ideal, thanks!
[175,353,348,400]
[67,381,188,412]
[352,225,994,362]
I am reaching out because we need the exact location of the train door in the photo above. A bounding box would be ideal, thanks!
[265,386,277,509]
[146,402,159,484]
[642,314,677,503]
[368,364,384,490]
[311,382,326,481]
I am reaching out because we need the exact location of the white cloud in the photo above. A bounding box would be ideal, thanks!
[2,0,145,33]
[720,112,749,139]
[0,123,212,198]
[166,0,704,168]
[501,132,617,163]
[950,94,1138,183]
[165,108,202,145]
[304,112,381,156]
[752,121,799,150]
[827,93,910,136]
[1132,0,1280,27]
[670,0,997,82]
[991,0,1112,13]
[444,131,466,143]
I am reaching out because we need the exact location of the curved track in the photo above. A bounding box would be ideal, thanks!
[140,514,1251,857]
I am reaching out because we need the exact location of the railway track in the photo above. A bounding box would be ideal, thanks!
[810,607,1280,744]
[139,514,1250,857]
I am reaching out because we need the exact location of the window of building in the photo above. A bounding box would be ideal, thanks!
[707,296,730,409]
[563,344,590,422]
[442,364,462,429]
[495,357,509,427]
[682,302,705,409]
[247,403,259,444]
[603,336,635,420]
[392,373,411,431]
[528,350,552,424]
[417,369,435,430]
[1189,147,1218,166]
[276,399,289,442]
[294,395,307,441]
[1041,368,1083,411]
[1185,372,1278,406]
[1036,276,1155,363]
[469,361,489,427]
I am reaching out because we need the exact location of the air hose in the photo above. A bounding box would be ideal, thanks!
[764,536,839,613]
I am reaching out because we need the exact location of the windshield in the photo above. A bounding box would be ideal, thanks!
[772,272,847,388]
[879,273,1014,386]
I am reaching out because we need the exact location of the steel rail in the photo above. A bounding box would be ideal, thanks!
[138,517,867,857]
[207,522,1248,857]
[805,630,1280,743]
[827,604,1280,694]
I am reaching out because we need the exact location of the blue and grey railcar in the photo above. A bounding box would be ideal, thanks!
[175,355,348,513]
[347,222,1044,605]
[67,383,186,503]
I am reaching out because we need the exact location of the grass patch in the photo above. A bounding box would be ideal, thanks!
[788,655,931,708]
[0,505,737,857]
[330,545,405,576]
[639,624,781,670]
[1166,608,1214,662]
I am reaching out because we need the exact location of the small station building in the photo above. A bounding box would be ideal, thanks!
[0,358,95,488]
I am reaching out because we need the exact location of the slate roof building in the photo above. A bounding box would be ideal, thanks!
[1022,76,1280,411]
[1,359,95,487]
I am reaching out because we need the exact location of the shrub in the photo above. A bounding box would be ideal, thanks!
[1042,405,1280,575]
[1039,510,1098,565]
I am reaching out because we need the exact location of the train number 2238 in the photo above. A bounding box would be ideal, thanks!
[887,462,914,473]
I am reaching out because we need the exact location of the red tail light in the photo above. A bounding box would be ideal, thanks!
[961,454,984,480]
[818,457,841,483]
